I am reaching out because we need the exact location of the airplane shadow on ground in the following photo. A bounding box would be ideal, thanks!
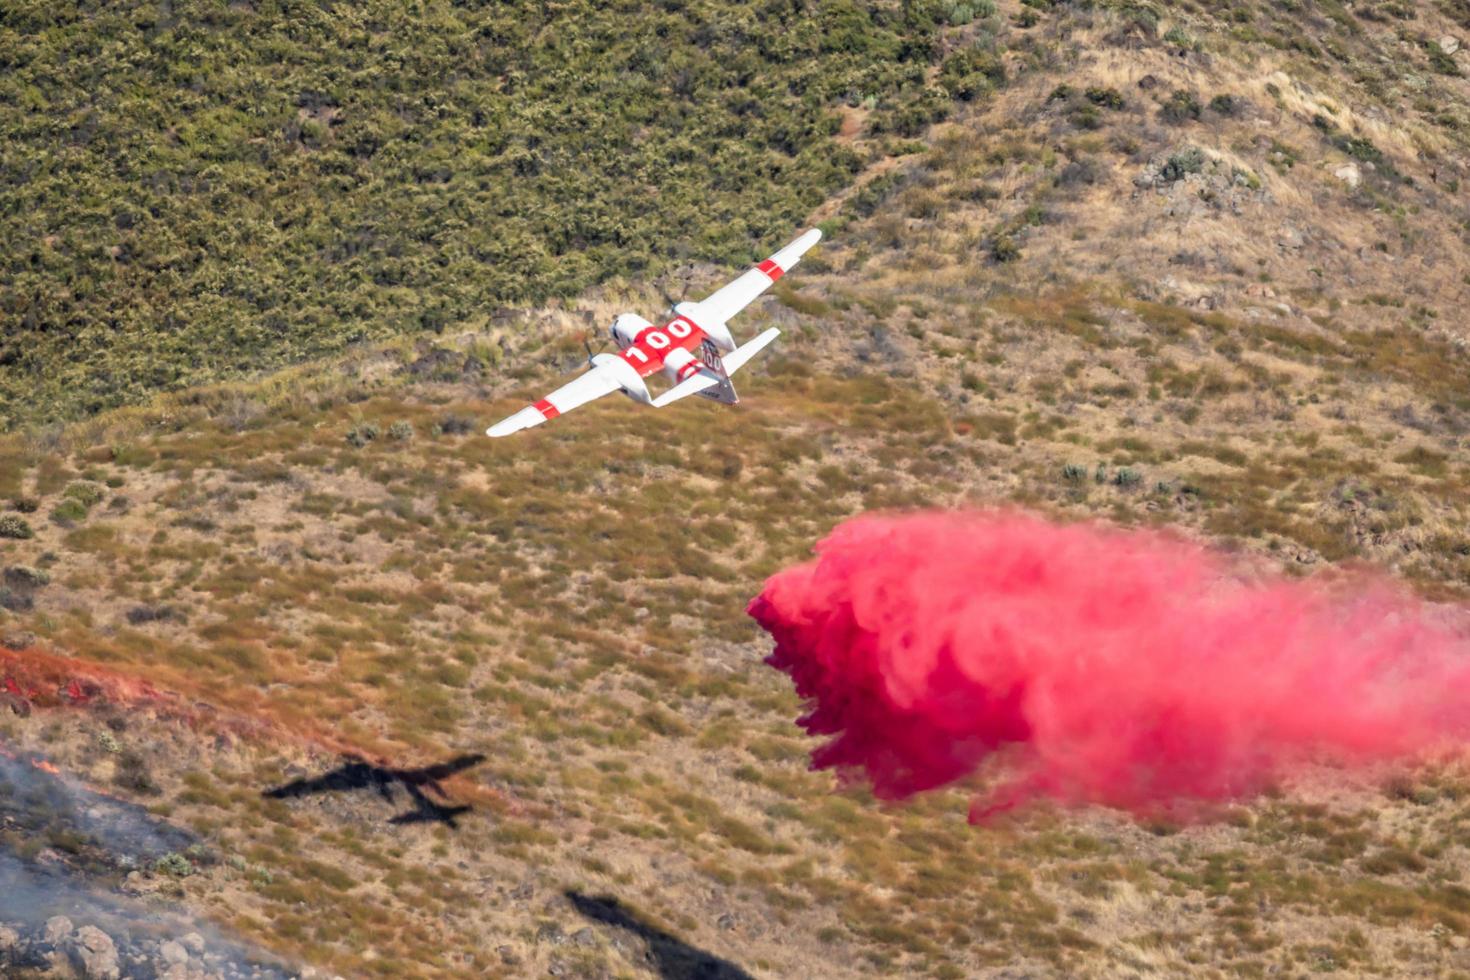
[566,891,754,980]
[262,753,486,828]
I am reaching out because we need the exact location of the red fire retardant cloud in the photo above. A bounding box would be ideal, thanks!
[748,511,1470,820]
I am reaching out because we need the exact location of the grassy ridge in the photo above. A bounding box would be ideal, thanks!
[0,0,956,425]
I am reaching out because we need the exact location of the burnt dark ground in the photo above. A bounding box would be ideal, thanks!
[0,743,293,978]
[0,749,194,875]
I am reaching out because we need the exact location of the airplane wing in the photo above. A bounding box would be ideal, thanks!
[487,359,629,437]
[690,229,822,334]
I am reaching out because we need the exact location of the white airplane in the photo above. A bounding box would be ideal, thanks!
[487,229,822,437]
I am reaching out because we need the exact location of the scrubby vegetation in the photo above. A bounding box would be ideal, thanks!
[0,0,963,426]
[2,0,1470,977]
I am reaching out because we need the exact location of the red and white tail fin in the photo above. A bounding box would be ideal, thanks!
[651,328,780,408]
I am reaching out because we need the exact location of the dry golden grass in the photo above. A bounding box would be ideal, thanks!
[2,1,1470,976]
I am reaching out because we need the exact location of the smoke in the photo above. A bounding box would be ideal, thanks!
[0,742,294,977]
[0,750,193,865]
[749,510,1470,820]
[0,851,294,979]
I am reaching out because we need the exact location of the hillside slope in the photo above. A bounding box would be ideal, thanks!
[0,0,951,425]
[1,1,1470,978]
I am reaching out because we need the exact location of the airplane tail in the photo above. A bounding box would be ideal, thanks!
[651,328,781,408]
[692,339,738,405]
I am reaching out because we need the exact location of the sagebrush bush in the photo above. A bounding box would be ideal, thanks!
[50,498,89,526]
[1159,89,1203,124]
[64,481,104,507]
[0,514,34,539]
[1162,147,1207,181]
[346,423,380,448]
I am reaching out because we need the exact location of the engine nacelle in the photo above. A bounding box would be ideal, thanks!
[591,353,651,404]
[610,313,652,349]
[674,302,734,352]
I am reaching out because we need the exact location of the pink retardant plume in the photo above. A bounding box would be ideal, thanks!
[748,511,1470,821]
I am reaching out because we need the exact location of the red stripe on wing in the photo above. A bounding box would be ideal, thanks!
[534,399,560,420]
[756,259,784,281]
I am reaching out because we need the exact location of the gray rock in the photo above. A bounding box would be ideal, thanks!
[1334,162,1361,189]
[1441,34,1461,55]
[73,926,120,980]
[182,932,207,955]
[570,927,597,948]
[44,915,74,944]
[159,939,190,966]
[0,925,18,950]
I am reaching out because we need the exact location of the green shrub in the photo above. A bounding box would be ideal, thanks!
[1161,147,1207,181]
[873,87,952,137]
[1163,26,1196,49]
[388,421,415,442]
[2,566,49,589]
[1070,104,1103,129]
[346,422,381,448]
[1209,94,1242,116]
[945,2,977,25]
[154,852,195,877]
[63,481,104,507]
[50,498,89,526]
[940,47,1007,101]
[0,515,32,539]
[436,415,477,437]
[1159,89,1202,124]
[1429,41,1462,77]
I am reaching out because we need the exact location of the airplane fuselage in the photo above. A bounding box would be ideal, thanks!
[611,311,710,386]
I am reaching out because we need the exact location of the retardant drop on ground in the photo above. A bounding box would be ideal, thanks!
[748,511,1470,820]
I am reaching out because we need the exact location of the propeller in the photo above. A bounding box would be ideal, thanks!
[655,265,694,315]
[550,310,611,376]
[581,331,615,368]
